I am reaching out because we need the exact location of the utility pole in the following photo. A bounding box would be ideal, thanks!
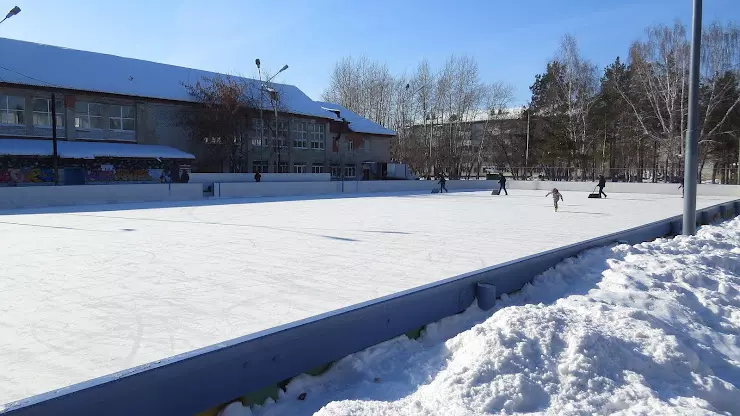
[682,0,702,236]
[271,91,281,172]
[525,108,530,169]
[255,59,264,173]
[255,60,288,174]
[51,93,59,185]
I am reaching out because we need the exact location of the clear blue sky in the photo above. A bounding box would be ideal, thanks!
[2,0,738,106]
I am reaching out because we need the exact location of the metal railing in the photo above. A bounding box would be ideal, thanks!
[452,166,739,184]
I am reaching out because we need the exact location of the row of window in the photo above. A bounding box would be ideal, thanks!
[0,94,135,131]
[252,119,326,150]
[252,161,357,177]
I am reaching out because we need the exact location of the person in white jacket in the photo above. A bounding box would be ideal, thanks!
[546,188,564,212]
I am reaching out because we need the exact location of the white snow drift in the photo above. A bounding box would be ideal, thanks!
[222,217,740,416]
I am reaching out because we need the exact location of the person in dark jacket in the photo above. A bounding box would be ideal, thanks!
[180,169,190,183]
[597,175,607,198]
[498,174,508,195]
[438,174,448,193]
[170,165,180,183]
[254,171,262,183]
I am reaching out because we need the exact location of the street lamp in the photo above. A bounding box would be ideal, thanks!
[0,6,21,25]
[268,65,289,82]
[255,59,289,174]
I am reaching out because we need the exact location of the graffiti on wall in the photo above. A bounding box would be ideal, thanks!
[0,168,54,184]
[86,168,163,183]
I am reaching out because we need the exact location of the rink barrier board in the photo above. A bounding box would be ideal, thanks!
[1,181,739,210]
[2,199,739,416]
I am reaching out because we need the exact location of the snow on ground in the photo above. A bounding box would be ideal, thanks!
[0,191,733,404]
[224,216,740,416]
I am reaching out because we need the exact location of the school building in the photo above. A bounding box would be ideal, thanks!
[0,37,395,185]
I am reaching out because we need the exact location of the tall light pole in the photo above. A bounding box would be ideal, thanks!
[525,107,530,170]
[0,6,20,25]
[682,0,702,236]
[255,59,289,173]
[255,59,264,174]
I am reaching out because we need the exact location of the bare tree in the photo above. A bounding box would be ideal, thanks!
[697,21,740,180]
[180,75,260,172]
[555,34,599,179]
[472,83,515,178]
[619,23,690,179]
[322,56,395,127]
[323,55,513,178]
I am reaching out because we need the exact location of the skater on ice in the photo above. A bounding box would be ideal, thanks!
[438,173,448,193]
[597,175,607,198]
[546,188,564,211]
[498,173,508,195]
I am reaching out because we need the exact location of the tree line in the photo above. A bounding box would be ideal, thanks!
[323,20,740,183]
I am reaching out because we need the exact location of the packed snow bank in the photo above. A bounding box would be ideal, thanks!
[222,217,740,416]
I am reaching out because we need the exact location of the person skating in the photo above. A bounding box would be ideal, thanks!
[678,181,684,198]
[254,171,262,183]
[438,174,448,193]
[546,188,564,212]
[498,174,508,195]
[598,175,607,198]
[180,169,190,183]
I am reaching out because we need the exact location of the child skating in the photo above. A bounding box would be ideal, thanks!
[545,188,564,212]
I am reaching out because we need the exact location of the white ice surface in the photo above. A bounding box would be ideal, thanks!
[0,191,733,404]
[226,216,740,416]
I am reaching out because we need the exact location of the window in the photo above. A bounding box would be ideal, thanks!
[344,165,356,178]
[32,98,65,127]
[363,138,370,153]
[330,165,341,178]
[347,140,354,152]
[252,119,268,147]
[253,160,269,173]
[293,164,307,174]
[203,137,223,144]
[75,102,103,129]
[312,164,325,174]
[0,94,25,125]
[273,120,288,148]
[309,123,326,150]
[293,121,307,148]
[275,162,289,173]
[110,105,135,131]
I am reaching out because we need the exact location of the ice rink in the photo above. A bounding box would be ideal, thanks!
[0,190,733,404]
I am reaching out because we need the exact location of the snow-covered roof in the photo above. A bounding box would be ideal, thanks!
[0,38,335,120]
[316,102,396,137]
[0,138,195,159]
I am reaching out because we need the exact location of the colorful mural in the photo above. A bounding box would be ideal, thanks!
[85,168,163,183]
[0,168,55,184]
[1,156,183,185]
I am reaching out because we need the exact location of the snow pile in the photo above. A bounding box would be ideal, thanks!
[223,217,740,416]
